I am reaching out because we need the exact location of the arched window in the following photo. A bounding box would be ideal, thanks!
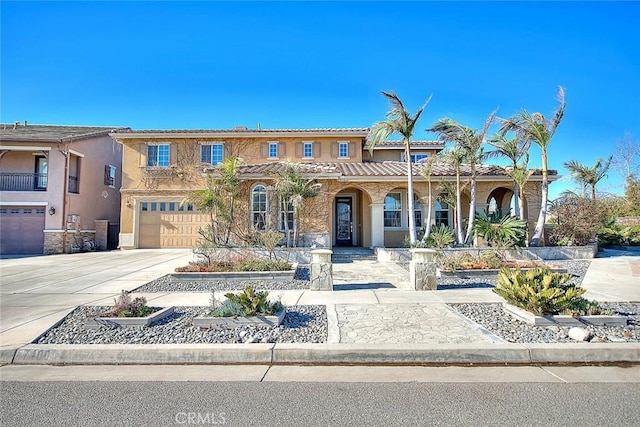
[488,197,498,215]
[251,185,267,230]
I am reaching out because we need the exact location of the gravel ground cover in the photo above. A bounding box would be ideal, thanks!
[132,266,311,292]
[450,302,640,343]
[35,305,326,344]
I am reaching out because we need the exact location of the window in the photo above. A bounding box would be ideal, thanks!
[280,198,294,231]
[338,142,349,158]
[251,185,267,230]
[201,143,224,166]
[303,142,313,158]
[268,142,279,159]
[435,200,450,227]
[384,193,402,227]
[141,202,148,211]
[147,144,170,167]
[104,165,116,187]
[413,194,423,228]
[411,154,429,163]
[35,156,48,190]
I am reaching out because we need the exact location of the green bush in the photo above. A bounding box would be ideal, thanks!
[473,212,526,248]
[234,259,292,272]
[479,250,505,269]
[494,267,601,316]
[211,285,283,317]
[597,225,640,247]
[111,290,154,318]
[425,224,456,248]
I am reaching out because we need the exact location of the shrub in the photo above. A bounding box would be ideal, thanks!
[210,285,283,317]
[494,267,600,316]
[548,195,609,246]
[425,224,456,248]
[479,250,505,269]
[473,212,526,248]
[597,225,640,247]
[234,259,292,272]
[110,290,154,318]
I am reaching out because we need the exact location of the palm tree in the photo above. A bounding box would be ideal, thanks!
[438,146,467,244]
[486,132,531,218]
[272,162,321,247]
[507,156,534,221]
[367,91,431,245]
[418,155,438,241]
[499,86,566,246]
[429,111,496,245]
[563,156,612,201]
[183,157,242,246]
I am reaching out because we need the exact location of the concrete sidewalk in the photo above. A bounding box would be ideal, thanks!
[1,248,638,366]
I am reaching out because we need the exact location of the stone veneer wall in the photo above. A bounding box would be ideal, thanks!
[43,231,64,255]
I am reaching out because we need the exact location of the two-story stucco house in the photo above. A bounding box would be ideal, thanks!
[111,126,554,250]
[0,123,126,255]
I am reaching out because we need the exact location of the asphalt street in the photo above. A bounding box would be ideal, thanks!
[2,380,639,426]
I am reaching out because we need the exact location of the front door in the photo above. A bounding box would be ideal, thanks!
[335,197,353,246]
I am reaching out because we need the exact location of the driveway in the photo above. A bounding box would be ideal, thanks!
[0,249,193,350]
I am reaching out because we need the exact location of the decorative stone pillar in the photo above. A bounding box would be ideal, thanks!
[410,248,438,291]
[94,220,109,251]
[309,249,333,291]
[370,203,384,248]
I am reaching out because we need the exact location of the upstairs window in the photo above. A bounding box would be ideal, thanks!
[303,142,313,158]
[104,165,116,187]
[411,153,429,163]
[338,142,349,158]
[268,142,279,159]
[147,144,170,167]
[201,143,224,166]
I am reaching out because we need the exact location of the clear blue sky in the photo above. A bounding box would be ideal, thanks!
[2,1,638,199]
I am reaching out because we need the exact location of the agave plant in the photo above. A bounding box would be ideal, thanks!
[494,267,586,315]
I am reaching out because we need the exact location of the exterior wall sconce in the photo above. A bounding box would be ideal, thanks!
[126,199,132,208]
[48,206,56,215]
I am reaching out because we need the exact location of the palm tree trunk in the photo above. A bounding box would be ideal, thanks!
[591,185,596,201]
[455,169,464,244]
[406,145,417,244]
[530,150,548,246]
[224,195,235,245]
[282,198,291,248]
[513,181,521,218]
[465,166,477,245]
[424,179,433,240]
[518,186,526,221]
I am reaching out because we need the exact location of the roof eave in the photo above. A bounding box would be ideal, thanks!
[110,130,370,139]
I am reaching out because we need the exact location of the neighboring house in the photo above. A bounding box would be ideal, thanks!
[110,126,556,249]
[0,123,126,255]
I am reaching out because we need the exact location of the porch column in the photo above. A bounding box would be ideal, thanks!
[370,202,384,248]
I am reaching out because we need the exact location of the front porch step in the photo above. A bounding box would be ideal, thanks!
[331,247,377,262]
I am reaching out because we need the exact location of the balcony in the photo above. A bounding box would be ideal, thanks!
[0,173,47,191]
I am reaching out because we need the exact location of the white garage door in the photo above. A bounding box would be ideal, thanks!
[138,201,207,248]
[0,206,45,254]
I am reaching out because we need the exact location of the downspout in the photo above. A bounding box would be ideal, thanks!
[59,138,70,254]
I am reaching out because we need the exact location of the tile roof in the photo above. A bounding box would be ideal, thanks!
[111,127,370,135]
[237,160,556,179]
[364,140,445,149]
[1,123,127,143]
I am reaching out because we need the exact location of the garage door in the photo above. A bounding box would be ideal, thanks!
[138,201,207,248]
[0,206,45,254]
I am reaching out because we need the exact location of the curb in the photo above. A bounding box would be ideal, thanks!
[11,343,640,366]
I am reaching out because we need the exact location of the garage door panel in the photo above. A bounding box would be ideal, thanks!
[0,207,45,254]
[138,206,207,248]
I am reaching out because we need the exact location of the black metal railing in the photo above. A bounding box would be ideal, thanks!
[68,175,79,194]
[0,173,47,191]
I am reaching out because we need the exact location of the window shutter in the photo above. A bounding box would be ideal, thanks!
[330,142,337,158]
[279,142,286,157]
[295,142,302,158]
[260,143,268,158]
[140,144,148,166]
[224,143,232,159]
[314,142,321,157]
[104,165,110,185]
[349,142,355,157]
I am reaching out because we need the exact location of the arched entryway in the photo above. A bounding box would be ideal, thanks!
[486,186,527,218]
[332,187,372,247]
